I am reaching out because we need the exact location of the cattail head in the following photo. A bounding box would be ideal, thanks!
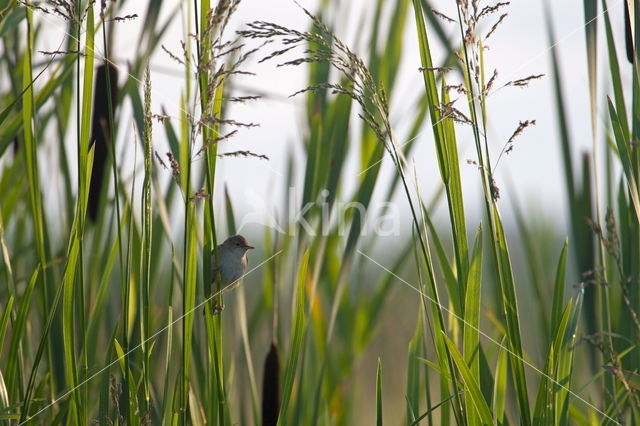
[88,62,119,222]
[262,342,280,426]
[625,1,634,63]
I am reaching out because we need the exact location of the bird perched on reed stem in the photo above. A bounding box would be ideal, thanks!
[210,235,254,314]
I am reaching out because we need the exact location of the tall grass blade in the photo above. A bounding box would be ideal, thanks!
[492,206,530,422]
[412,0,470,302]
[278,249,308,424]
[140,66,154,415]
[608,100,640,218]
[5,267,38,400]
[463,225,483,426]
[0,296,13,356]
[555,292,583,425]
[492,338,508,424]
[603,0,630,135]
[551,239,569,335]
[583,0,599,138]
[406,310,423,424]
[376,358,383,426]
[19,4,57,419]
[442,334,493,424]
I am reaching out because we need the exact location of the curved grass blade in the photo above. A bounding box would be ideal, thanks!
[442,334,493,424]
[409,393,459,426]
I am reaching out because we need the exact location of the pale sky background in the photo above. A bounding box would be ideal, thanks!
[30,0,631,239]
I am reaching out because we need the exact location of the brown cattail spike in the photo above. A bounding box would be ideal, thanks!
[88,62,119,222]
[262,342,280,426]
[625,1,634,63]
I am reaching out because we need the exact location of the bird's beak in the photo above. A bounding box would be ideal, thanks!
[245,245,255,250]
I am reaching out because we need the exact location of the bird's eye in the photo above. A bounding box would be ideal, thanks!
[235,242,240,247]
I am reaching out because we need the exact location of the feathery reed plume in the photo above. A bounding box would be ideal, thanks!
[485,13,507,40]
[431,8,455,23]
[261,342,280,426]
[166,152,180,180]
[38,49,85,56]
[239,5,395,157]
[506,74,544,87]
[419,66,452,73]
[507,119,536,144]
[484,69,498,94]
[218,150,269,160]
[109,14,138,23]
[477,2,510,19]
[160,0,265,171]
[493,119,536,171]
[88,62,118,222]
[189,188,210,202]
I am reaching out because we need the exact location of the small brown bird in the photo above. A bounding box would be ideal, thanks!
[211,235,254,313]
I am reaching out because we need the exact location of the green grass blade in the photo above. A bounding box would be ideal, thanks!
[424,210,462,316]
[550,239,569,336]
[440,78,470,294]
[544,2,598,342]
[98,327,118,425]
[492,206,530,422]
[603,0,630,135]
[492,338,508,424]
[406,313,423,423]
[0,296,13,356]
[62,239,81,423]
[409,393,458,426]
[555,292,583,424]
[161,306,175,424]
[140,66,153,413]
[442,334,493,424]
[278,249,308,425]
[583,0,598,138]
[5,267,39,399]
[413,0,470,302]
[85,211,128,365]
[181,208,198,420]
[534,300,572,424]
[412,0,445,171]
[20,4,55,417]
[77,6,95,421]
[608,99,640,218]
[376,358,383,426]
[463,225,483,426]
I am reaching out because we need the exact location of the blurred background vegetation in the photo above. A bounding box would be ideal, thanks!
[0,0,639,424]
